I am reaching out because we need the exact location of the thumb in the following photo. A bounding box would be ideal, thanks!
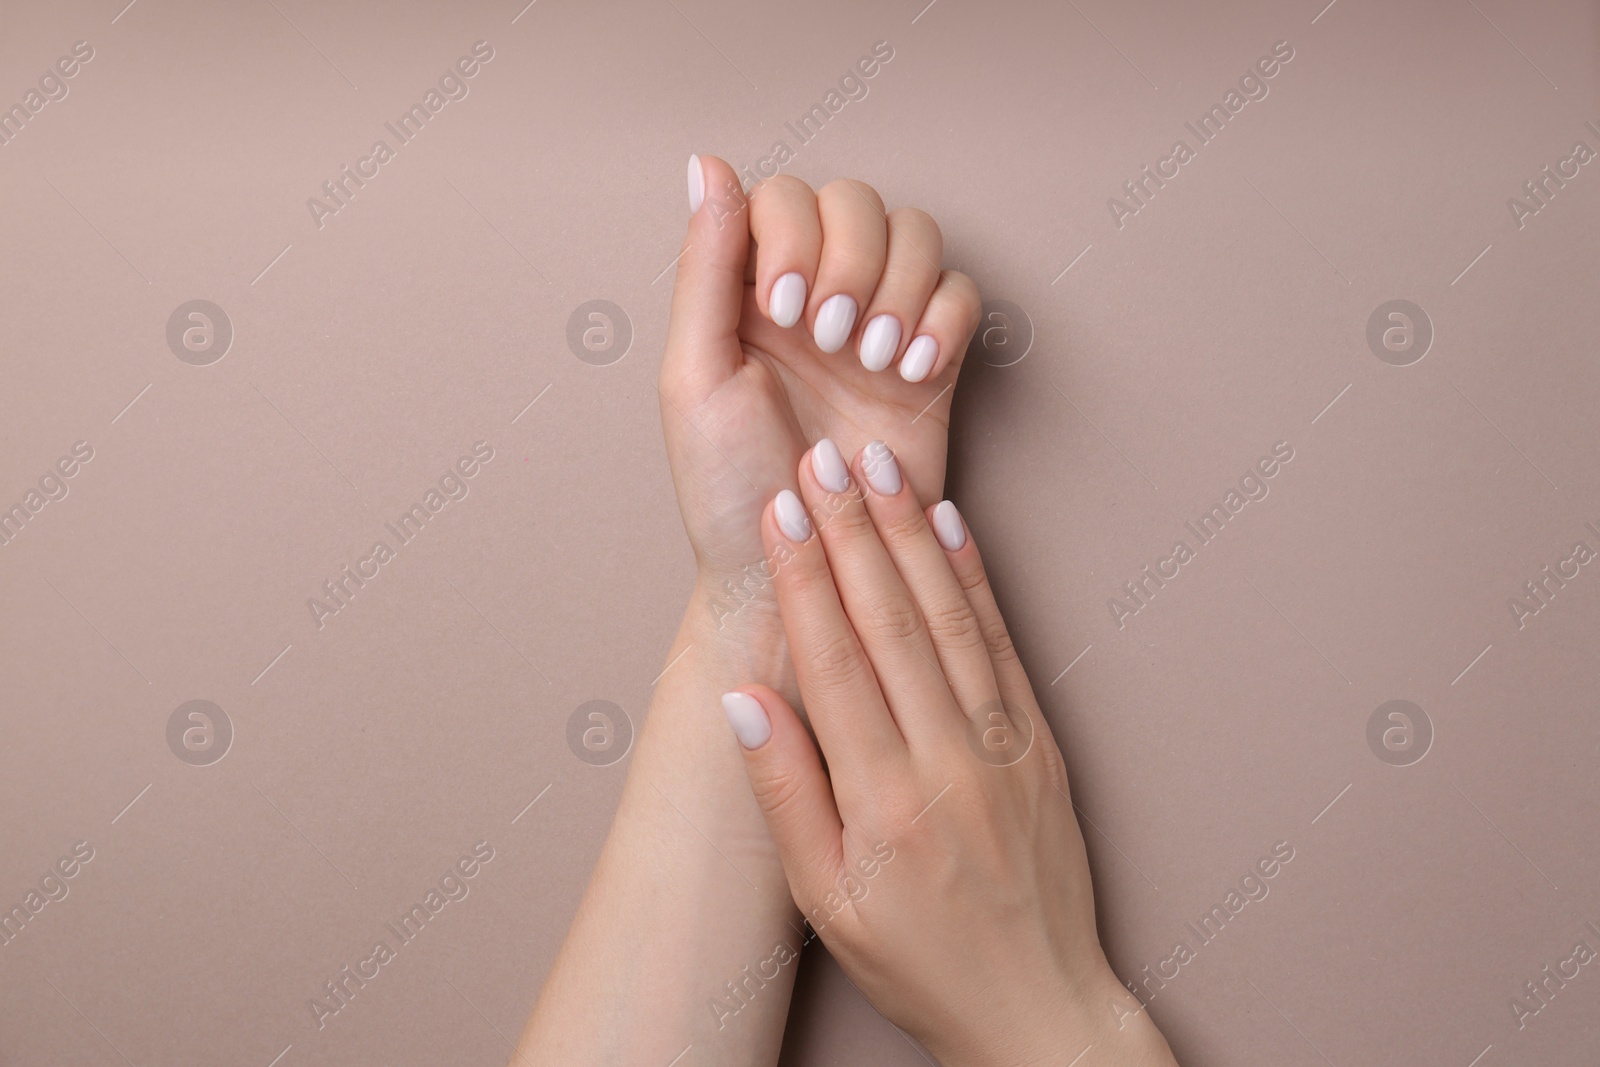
[721,686,843,905]
[662,154,751,397]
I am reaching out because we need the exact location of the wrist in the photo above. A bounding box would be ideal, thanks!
[1025,966,1178,1067]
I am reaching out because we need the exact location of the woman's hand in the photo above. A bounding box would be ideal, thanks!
[719,440,1180,1067]
[661,155,980,634]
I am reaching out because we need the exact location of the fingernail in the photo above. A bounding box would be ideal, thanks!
[774,489,812,542]
[811,438,850,493]
[812,294,858,354]
[932,500,966,551]
[899,335,938,382]
[687,154,705,214]
[862,440,902,496]
[722,692,772,749]
[858,314,902,372]
[770,272,807,328]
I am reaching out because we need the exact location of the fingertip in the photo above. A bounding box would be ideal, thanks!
[929,500,967,552]
[721,690,773,749]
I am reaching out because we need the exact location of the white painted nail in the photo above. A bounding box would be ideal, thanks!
[932,500,966,551]
[899,335,939,382]
[862,440,902,496]
[770,272,807,328]
[812,294,858,354]
[774,489,812,542]
[858,314,902,372]
[811,438,850,493]
[688,154,704,214]
[722,692,771,749]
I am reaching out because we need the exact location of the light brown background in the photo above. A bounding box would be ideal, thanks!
[2,0,1597,1064]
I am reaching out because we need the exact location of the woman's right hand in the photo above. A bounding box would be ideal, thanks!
[719,439,1179,1067]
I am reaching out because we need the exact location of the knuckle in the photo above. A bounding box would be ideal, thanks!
[876,506,928,549]
[806,629,870,689]
[823,178,885,213]
[751,762,810,821]
[981,616,1020,665]
[940,270,983,328]
[923,599,984,650]
[862,594,923,645]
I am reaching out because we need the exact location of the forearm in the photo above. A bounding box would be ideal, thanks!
[513,581,802,1066]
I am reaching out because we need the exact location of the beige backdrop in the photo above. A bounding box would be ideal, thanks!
[2,0,1597,1064]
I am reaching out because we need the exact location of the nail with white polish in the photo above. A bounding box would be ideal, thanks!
[812,294,858,354]
[899,335,939,382]
[932,500,966,551]
[770,272,807,328]
[688,154,705,215]
[811,438,850,493]
[861,440,902,496]
[774,489,812,542]
[858,314,902,372]
[722,691,772,749]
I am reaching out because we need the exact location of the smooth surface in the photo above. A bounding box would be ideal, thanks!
[0,1,1597,1066]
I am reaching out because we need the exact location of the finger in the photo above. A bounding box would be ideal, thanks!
[763,489,909,798]
[722,686,844,904]
[855,450,1001,720]
[856,208,942,373]
[662,154,750,396]
[800,439,960,749]
[925,500,1031,704]
[809,180,887,355]
[900,269,982,384]
[748,176,821,329]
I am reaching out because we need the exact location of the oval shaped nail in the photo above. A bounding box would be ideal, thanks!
[932,500,966,551]
[859,314,902,372]
[899,335,938,382]
[811,438,850,493]
[770,272,807,328]
[812,294,858,354]
[774,489,812,542]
